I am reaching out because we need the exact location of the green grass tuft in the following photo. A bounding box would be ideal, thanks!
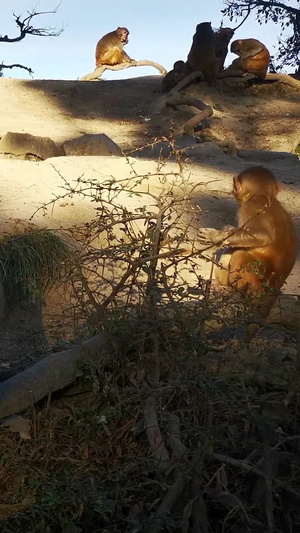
[0,229,73,303]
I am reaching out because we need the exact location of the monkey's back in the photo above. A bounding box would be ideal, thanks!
[241,48,270,78]
[95,31,122,66]
[187,23,216,74]
[241,196,297,287]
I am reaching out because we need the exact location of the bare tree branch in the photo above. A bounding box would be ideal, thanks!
[0,62,33,75]
[0,4,63,44]
[222,0,300,69]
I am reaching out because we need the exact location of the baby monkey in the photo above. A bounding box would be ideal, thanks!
[199,166,297,336]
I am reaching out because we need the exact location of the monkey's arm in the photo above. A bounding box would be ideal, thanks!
[198,227,235,246]
[122,51,136,64]
[218,58,244,78]
[198,226,273,247]
[242,45,264,60]
[225,227,273,247]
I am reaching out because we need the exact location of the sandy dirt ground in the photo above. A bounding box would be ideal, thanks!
[0,74,299,375]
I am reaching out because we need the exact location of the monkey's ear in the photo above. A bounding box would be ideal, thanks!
[233,176,242,194]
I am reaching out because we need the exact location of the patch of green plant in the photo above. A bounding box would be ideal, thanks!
[0,229,73,303]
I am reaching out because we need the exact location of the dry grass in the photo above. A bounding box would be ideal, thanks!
[1,316,300,532]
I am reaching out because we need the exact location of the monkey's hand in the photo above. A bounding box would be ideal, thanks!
[198,227,233,246]
[222,225,236,232]
[122,53,137,66]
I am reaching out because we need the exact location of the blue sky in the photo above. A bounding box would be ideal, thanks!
[0,0,294,80]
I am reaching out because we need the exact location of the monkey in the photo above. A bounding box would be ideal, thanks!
[186,22,219,84]
[95,27,136,68]
[231,38,270,79]
[162,60,189,91]
[222,38,270,80]
[214,27,235,72]
[198,167,298,336]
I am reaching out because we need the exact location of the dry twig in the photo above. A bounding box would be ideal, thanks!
[145,395,171,472]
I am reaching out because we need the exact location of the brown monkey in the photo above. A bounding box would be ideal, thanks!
[199,167,297,331]
[186,22,218,83]
[95,27,135,67]
[162,60,189,91]
[214,27,235,72]
[227,38,270,79]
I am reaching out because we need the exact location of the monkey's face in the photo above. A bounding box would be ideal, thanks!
[230,40,242,55]
[232,175,251,202]
[173,60,185,71]
[220,28,235,42]
[233,169,279,202]
[117,27,129,44]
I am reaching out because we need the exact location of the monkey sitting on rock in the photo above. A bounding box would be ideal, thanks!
[186,22,219,84]
[221,38,270,79]
[214,27,235,72]
[162,60,189,91]
[162,23,235,90]
[95,27,136,68]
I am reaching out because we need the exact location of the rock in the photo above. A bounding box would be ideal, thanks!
[131,141,172,159]
[63,134,123,156]
[131,137,224,160]
[0,132,61,160]
[268,294,300,329]
[186,141,225,159]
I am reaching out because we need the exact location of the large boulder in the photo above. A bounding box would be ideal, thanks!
[134,138,229,162]
[63,134,123,156]
[0,132,61,160]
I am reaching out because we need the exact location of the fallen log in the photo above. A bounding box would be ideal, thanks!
[166,95,213,133]
[0,332,113,418]
[80,60,167,81]
[265,72,300,89]
[145,395,171,472]
[218,69,300,90]
[153,71,213,134]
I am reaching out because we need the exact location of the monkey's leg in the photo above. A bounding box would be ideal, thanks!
[122,52,137,65]
[214,248,232,286]
[229,250,277,340]
[228,250,264,290]
[243,51,269,79]
[218,59,244,78]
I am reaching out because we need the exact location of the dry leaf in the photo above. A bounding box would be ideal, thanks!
[0,494,35,520]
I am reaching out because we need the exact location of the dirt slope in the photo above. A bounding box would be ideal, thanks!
[1,76,299,152]
[0,74,299,372]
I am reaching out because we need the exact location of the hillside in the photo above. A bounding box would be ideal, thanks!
[0,74,299,372]
[1,75,300,152]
